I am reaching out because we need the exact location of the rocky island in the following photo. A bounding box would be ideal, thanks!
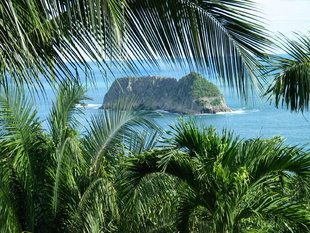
[102,72,232,114]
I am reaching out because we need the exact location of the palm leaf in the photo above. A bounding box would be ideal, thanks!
[46,82,89,227]
[82,98,160,176]
[127,129,161,155]
[1,0,270,97]
[239,138,310,183]
[122,118,310,232]
[48,81,90,144]
[0,0,131,90]
[126,0,270,98]
[0,167,22,233]
[69,177,119,233]
[118,172,179,233]
[265,33,310,112]
[0,86,50,232]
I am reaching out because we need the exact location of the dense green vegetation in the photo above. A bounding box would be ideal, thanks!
[2,0,310,232]
[2,86,310,232]
[0,83,160,232]
[195,99,207,106]
[188,72,221,99]
[124,119,310,232]
[210,98,222,106]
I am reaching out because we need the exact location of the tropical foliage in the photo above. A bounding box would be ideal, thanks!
[2,83,310,232]
[187,72,221,99]
[0,0,131,89]
[266,33,310,112]
[0,82,160,232]
[2,1,310,233]
[1,0,269,96]
[122,119,310,232]
[127,0,271,98]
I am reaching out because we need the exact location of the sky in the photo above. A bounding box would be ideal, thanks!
[256,0,310,37]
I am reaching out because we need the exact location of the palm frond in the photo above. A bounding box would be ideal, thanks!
[0,169,22,233]
[235,191,310,231]
[265,33,310,112]
[126,0,271,97]
[263,201,310,231]
[127,129,161,155]
[122,118,310,232]
[175,187,201,233]
[48,81,90,144]
[0,0,133,90]
[45,82,90,229]
[239,137,310,184]
[166,117,209,155]
[0,85,50,232]
[166,117,239,158]
[1,0,270,98]
[82,98,160,176]
[69,178,119,233]
[118,170,180,232]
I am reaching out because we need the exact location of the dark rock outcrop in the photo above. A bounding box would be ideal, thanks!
[102,72,232,114]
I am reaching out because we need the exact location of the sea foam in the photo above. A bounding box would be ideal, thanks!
[75,104,102,109]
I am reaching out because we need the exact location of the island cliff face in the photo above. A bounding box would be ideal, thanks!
[102,72,232,114]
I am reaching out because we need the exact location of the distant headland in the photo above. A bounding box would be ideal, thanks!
[101,72,232,114]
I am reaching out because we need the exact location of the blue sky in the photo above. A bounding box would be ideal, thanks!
[257,0,310,37]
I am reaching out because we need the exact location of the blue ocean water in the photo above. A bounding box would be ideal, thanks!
[34,60,310,148]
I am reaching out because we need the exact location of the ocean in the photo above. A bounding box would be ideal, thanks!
[34,60,310,148]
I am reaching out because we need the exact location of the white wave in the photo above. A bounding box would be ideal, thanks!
[87,104,102,108]
[216,109,259,115]
[216,109,245,115]
[155,109,171,114]
[75,104,85,108]
[75,104,102,109]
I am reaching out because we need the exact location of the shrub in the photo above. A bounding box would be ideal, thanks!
[211,98,221,106]
[188,72,221,99]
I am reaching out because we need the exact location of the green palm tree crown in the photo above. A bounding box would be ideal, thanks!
[122,119,310,232]
[0,82,160,232]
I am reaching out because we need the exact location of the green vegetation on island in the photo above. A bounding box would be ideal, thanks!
[188,72,221,99]
[210,98,222,106]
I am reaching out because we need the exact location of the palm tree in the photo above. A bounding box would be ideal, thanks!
[122,118,310,232]
[115,130,180,232]
[265,33,310,112]
[0,82,160,232]
[1,0,269,97]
